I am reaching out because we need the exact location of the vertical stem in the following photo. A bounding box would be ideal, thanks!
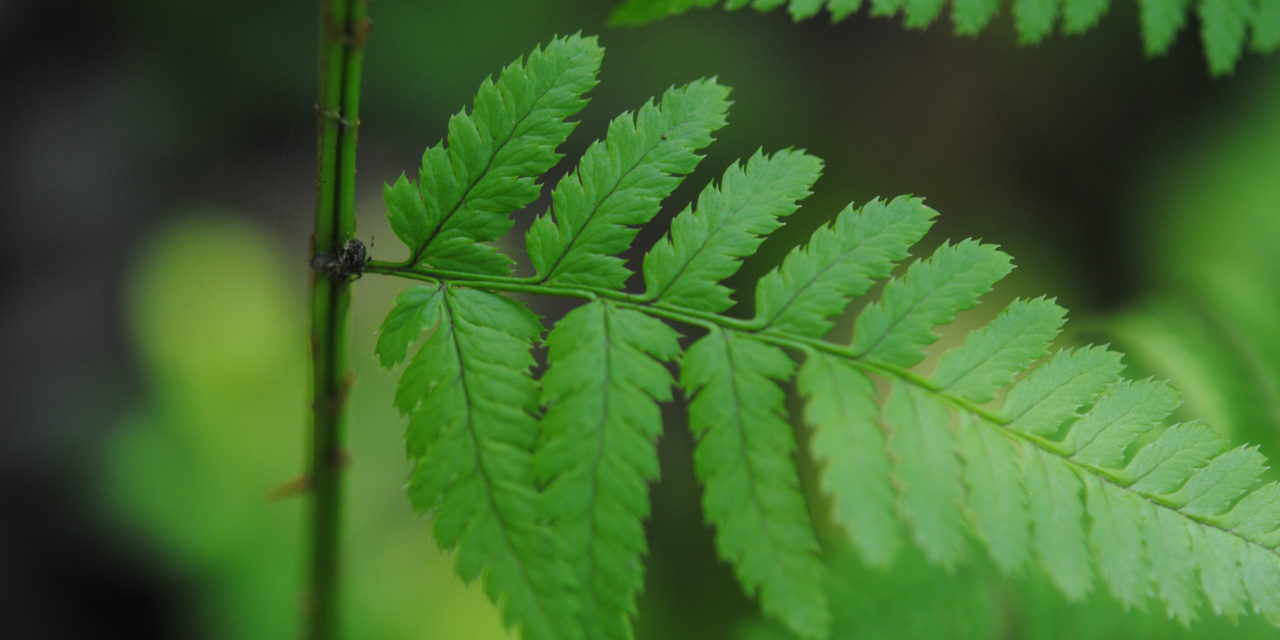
[308,1,368,639]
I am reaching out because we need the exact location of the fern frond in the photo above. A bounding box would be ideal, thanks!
[373,35,1280,640]
[535,301,680,640]
[609,0,1280,75]
[377,285,578,640]
[684,328,830,640]
[384,34,602,274]
[527,79,731,288]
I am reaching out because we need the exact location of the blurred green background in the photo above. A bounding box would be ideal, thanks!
[4,0,1280,637]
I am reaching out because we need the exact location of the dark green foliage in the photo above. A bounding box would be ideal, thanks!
[610,0,1280,75]
[373,35,1280,640]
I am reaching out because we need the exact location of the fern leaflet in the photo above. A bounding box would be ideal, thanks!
[377,285,577,639]
[372,35,1280,640]
[386,34,601,274]
[536,300,680,640]
[684,328,830,638]
[527,79,730,288]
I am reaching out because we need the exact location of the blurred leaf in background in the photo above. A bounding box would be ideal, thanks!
[106,214,507,639]
[1109,73,1280,460]
[736,543,1280,639]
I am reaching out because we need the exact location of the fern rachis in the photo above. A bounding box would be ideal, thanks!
[369,33,1280,640]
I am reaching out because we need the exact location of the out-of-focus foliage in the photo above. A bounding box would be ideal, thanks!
[1110,78,1280,460]
[736,545,1280,639]
[610,0,1280,74]
[106,215,508,639]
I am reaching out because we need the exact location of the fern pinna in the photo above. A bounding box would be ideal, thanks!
[368,34,1280,639]
[610,0,1280,76]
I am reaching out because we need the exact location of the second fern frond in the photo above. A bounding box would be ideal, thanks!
[610,0,1280,75]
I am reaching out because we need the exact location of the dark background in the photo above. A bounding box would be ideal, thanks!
[3,0,1278,637]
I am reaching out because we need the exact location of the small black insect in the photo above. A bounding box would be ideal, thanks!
[312,238,369,281]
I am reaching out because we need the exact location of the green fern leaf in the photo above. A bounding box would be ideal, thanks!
[1004,346,1124,436]
[374,35,1280,640]
[378,285,577,640]
[1221,482,1280,540]
[376,285,443,368]
[611,0,718,24]
[953,0,1000,34]
[1192,523,1250,618]
[885,384,968,566]
[870,0,906,17]
[643,149,822,312]
[1244,545,1280,624]
[1255,0,1280,51]
[1025,448,1092,598]
[904,0,949,28]
[754,196,936,337]
[608,0,1280,74]
[1149,503,1201,622]
[828,0,865,21]
[1061,378,1178,466]
[535,301,680,640]
[789,0,828,19]
[1200,0,1253,75]
[1171,445,1267,517]
[1140,0,1192,56]
[931,297,1066,403]
[850,240,1012,367]
[798,353,900,567]
[1062,0,1110,33]
[684,328,830,640]
[1123,421,1226,494]
[1083,474,1151,607]
[1014,0,1061,44]
[385,34,602,274]
[957,413,1032,573]
[527,79,730,288]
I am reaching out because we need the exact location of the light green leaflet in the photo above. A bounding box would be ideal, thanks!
[527,79,730,289]
[385,34,601,275]
[379,285,577,640]
[536,301,679,640]
[374,34,1280,640]
[684,328,830,639]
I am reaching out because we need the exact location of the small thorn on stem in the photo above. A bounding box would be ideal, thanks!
[267,449,352,502]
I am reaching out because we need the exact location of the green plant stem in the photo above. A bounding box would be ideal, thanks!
[308,1,368,639]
